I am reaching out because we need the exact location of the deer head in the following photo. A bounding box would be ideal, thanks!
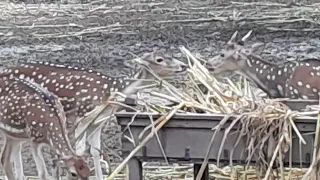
[129,51,187,78]
[207,30,265,74]
[205,30,289,98]
[54,155,90,179]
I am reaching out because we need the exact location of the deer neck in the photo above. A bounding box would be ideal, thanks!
[121,66,151,96]
[241,54,292,98]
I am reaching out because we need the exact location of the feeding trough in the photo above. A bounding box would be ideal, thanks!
[115,112,317,180]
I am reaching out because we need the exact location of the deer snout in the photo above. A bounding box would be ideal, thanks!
[205,56,222,73]
[172,58,188,73]
[206,64,216,72]
[175,64,188,73]
[205,61,217,73]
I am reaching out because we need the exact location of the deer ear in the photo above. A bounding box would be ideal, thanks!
[228,31,238,44]
[142,52,155,62]
[131,52,154,66]
[251,42,265,54]
[123,59,136,68]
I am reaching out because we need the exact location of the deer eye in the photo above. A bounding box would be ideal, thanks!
[156,57,164,63]
[71,173,77,177]
[220,53,225,57]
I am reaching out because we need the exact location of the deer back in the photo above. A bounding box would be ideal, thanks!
[285,59,320,99]
[2,62,130,126]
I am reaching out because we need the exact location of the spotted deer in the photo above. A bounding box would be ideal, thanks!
[0,74,90,180]
[4,51,187,180]
[206,30,320,100]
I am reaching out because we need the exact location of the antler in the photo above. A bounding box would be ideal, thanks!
[227,30,238,46]
[227,30,253,47]
[241,30,253,43]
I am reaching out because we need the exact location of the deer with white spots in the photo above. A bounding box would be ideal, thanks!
[0,74,90,180]
[3,51,187,180]
[206,30,320,100]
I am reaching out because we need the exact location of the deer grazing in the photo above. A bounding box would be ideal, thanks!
[0,74,90,180]
[3,51,187,180]
[206,30,320,100]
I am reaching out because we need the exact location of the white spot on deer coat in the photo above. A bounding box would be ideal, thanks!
[267,75,270,80]
[81,89,88,93]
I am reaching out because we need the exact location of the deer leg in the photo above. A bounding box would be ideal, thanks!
[90,119,112,175]
[11,142,25,180]
[1,137,17,180]
[51,154,61,180]
[75,129,87,156]
[30,142,51,180]
[87,124,104,180]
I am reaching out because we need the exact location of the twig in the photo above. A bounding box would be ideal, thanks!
[263,135,284,180]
